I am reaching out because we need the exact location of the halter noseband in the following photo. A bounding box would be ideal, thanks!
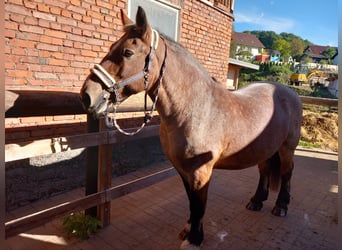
[90,29,167,135]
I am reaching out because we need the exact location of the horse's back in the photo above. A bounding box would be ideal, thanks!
[215,82,302,169]
[236,82,302,118]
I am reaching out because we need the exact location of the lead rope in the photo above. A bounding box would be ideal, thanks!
[105,39,167,136]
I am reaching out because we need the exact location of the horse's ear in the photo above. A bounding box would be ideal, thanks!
[120,9,133,26]
[135,6,151,38]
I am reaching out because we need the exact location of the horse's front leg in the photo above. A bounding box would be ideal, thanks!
[179,176,210,249]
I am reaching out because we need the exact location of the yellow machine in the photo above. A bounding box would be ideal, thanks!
[290,64,308,85]
[290,65,328,86]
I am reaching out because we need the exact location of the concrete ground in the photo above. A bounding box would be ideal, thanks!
[5,148,338,249]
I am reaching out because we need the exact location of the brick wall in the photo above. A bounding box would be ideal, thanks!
[5,0,126,92]
[5,0,233,142]
[180,0,233,83]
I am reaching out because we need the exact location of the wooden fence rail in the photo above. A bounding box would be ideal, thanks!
[5,167,176,238]
[4,90,338,239]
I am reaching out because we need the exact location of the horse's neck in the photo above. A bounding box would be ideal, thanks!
[152,42,229,124]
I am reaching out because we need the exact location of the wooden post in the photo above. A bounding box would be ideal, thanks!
[97,118,112,227]
[85,114,99,217]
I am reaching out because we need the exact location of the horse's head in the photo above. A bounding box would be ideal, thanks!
[80,7,163,118]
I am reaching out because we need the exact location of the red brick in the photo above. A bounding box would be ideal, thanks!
[48,59,69,66]
[5,21,19,31]
[43,0,67,9]
[5,3,31,16]
[50,22,61,30]
[72,13,82,21]
[19,24,44,34]
[5,61,15,70]
[37,3,50,13]
[59,73,79,81]
[32,10,56,21]
[40,35,63,45]
[82,30,92,37]
[70,0,81,6]
[34,72,59,79]
[8,70,34,78]
[11,47,26,56]
[67,5,86,15]
[61,9,72,18]
[81,50,98,57]
[9,39,35,48]
[24,33,40,42]
[8,13,24,23]
[96,0,112,9]
[23,0,37,9]
[36,43,59,51]
[5,29,16,39]
[38,19,50,28]
[49,7,61,15]
[7,0,24,5]
[44,29,67,39]
[61,25,72,33]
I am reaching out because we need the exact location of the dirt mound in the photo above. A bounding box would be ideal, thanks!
[301,110,338,152]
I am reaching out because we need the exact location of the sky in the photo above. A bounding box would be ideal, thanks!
[233,0,338,47]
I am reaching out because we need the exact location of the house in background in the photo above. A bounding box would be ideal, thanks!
[226,58,260,90]
[231,32,265,61]
[266,49,281,62]
[300,45,338,64]
[254,49,281,63]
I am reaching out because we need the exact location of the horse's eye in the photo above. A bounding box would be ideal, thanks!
[123,49,134,58]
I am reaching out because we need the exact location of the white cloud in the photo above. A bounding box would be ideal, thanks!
[235,12,296,33]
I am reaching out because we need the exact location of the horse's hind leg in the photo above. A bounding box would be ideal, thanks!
[246,156,274,211]
[272,148,295,217]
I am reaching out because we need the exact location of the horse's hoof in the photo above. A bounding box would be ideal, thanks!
[179,223,191,240]
[272,206,287,217]
[180,239,201,250]
[246,201,263,211]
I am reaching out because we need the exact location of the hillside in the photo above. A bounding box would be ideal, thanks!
[240,30,313,61]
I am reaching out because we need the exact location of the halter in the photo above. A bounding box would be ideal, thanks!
[90,29,167,135]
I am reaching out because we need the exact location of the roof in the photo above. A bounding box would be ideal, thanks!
[232,32,265,48]
[304,45,338,58]
[228,58,260,70]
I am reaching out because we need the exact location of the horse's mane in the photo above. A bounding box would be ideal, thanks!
[161,34,215,83]
[123,24,215,84]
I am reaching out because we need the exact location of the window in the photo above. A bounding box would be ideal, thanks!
[128,0,180,41]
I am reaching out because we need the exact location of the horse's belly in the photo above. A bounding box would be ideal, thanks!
[214,144,278,170]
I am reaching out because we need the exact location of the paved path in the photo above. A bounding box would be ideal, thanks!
[5,148,338,249]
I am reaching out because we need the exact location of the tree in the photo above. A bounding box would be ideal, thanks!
[250,30,278,49]
[290,38,305,61]
[323,47,337,64]
[272,38,291,58]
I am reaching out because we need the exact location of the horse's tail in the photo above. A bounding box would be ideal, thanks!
[269,152,281,191]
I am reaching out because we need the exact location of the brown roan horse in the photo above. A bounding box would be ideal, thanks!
[80,7,302,249]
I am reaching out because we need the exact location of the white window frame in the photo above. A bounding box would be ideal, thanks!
[128,0,180,41]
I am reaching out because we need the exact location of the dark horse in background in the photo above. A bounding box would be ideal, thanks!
[80,7,302,249]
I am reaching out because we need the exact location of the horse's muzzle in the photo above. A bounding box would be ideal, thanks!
[81,90,111,118]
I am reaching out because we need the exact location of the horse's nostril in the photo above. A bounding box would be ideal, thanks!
[82,93,91,110]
